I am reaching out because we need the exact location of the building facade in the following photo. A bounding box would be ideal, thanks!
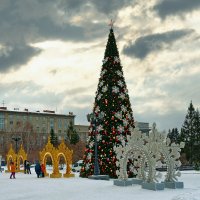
[0,107,75,157]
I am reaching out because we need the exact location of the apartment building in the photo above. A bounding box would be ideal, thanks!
[0,107,75,155]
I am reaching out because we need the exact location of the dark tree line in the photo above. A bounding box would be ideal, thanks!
[167,101,200,166]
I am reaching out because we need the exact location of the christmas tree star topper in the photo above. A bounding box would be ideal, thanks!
[108,19,114,29]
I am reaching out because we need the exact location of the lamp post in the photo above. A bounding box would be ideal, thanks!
[12,135,21,170]
[87,113,100,175]
[12,135,21,153]
[87,112,109,180]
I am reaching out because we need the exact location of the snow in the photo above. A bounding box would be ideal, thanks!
[0,168,200,200]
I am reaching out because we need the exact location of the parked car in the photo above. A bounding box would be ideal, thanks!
[72,160,83,172]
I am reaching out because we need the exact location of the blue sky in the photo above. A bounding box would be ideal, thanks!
[0,0,200,131]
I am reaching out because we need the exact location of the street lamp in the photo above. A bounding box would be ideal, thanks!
[12,135,21,153]
[87,112,109,180]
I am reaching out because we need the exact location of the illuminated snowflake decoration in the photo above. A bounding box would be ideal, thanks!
[102,86,108,93]
[102,57,108,64]
[87,152,93,160]
[124,88,128,93]
[85,163,91,170]
[114,56,120,63]
[123,119,128,126]
[126,113,131,120]
[89,141,94,148]
[86,136,91,143]
[116,70,123,77]
[117,125,124,133]
[121,105,127,112]
[99,81,104,87]
[112,86,119,93]
[97,93,102,100]
[97,124,103,132]
[117,135,125,142]
[95,106,100,113]
[96,134,102,142]
[115,112,122,119]
[100,69,107,77]
[117,80,123,87]
[89,127,93,133]
[119,93,125,99]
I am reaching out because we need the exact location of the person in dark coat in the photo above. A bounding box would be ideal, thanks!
[35,161,41,178]
[24,160,27,174]
[26,161,31,174]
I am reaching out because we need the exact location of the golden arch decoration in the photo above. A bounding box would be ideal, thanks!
[17,144,27,172]
[40,138,74,178]
[6,144,16,173]
[6,144,27,173]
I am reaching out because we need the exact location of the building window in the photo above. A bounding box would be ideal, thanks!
[64,120,68,129]
[9,114,14,125]
[58,119,62,129]
[0,113,5,130]
[50,118,54,129]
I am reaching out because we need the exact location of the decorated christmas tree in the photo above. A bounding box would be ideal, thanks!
[80,24,135,178]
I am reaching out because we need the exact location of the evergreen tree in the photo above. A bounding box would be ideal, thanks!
[67,121,79,145]
[180,101,196,164]
[193,109,200,164]
[167,128,179,144]
[50,128,58,147]
[80,26,135,178]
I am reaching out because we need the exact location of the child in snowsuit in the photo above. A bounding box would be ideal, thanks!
[10,162,16,179]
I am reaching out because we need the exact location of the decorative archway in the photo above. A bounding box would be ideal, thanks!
[40,137,74,178]
[57,140,74,178]
[114,123,185,189]
[5,144,17,173]
[17,144,27,172]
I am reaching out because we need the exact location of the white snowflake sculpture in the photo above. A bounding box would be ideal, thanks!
[114,123,185,184]
[112,86,119,93]
[102,86,108,93]
[117,80,123,87]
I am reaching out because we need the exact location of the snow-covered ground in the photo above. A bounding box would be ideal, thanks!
[0,168,200,200]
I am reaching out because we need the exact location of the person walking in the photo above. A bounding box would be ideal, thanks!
[26,161,31,174]
[10,162,16,179]
[41,163,45,178]
[35,161,41,178]
[24,160,27,174]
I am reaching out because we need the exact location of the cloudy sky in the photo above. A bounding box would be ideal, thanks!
[0,0,200,132]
